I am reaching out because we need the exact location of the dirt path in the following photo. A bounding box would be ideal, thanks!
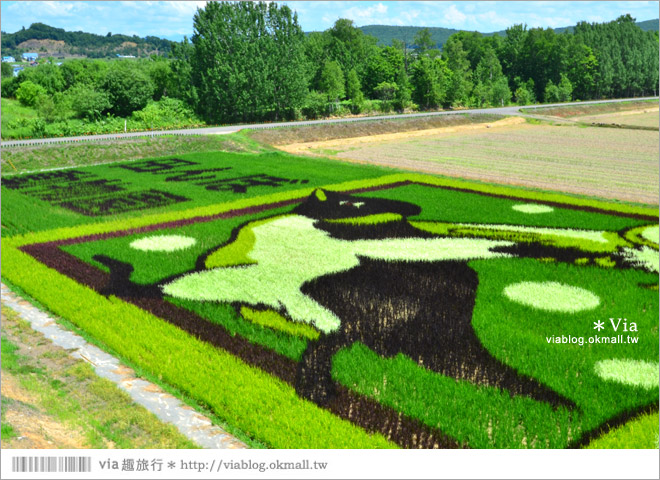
[1,375,93,449]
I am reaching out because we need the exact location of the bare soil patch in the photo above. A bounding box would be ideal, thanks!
[279,122,659,205]
[2,375,91,449]
[577,110,659,129]
[16,39,68,55]
[282,117,525,155]
[0,306,196,449]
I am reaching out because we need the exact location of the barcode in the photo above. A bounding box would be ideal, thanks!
[11,456,92,473]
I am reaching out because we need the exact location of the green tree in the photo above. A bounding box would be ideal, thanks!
[410,56,450,109]
[148,57,173,101]
[514,78,536,105]
[490,77,512,106]
[413,28,435,56]
[392,64,411,111]
[544,79,560,103]
[102,62,154,116]
[190,1,308,122]
[443,36,473,107]
[473,47,511,106]
[67,83,111,120]
[169,37,197,105]
[345,68,364,103]
[564,41,598,100]
[514,85,535,105]
[1,62,13,78]
[60,59,108,89]
[498,24,528,91]
[35,91,70,122]
[557,73,573,102]
[326,18,379,77]
[16,80,46,107]
[363,46,404,97]
[320,60,345,103]
[373,81,398,101]
[16,63,65,94]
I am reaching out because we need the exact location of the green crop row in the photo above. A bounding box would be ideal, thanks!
[0,244,394,448]
[8,171,657,249]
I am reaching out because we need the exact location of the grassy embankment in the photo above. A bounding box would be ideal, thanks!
[528,99,658,118]
[0,306,199,448]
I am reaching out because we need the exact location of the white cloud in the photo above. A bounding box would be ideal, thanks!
[475,11,514,29]
[443,4,467,25]
[343,2,388,20]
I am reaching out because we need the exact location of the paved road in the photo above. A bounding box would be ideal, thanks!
[2,97,657,148]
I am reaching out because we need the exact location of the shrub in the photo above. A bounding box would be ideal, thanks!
[102,63,154,116]
[1,62,13,78]
[16,80,47,107]
[30,118,47,137]
[1,76,18,98]
[35,91,71,122]
[301,91,329,119]
[67,83,112,121]
[515,86,536,105]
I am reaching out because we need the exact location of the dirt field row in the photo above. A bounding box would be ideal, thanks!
[279,122,659,205]
[577,109,659,128]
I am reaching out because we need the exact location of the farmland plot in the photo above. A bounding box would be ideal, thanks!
[281,123,659,205]
[2,151,658,449]
[577,110,660,129]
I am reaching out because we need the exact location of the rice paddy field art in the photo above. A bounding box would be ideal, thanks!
[2,150,658,449]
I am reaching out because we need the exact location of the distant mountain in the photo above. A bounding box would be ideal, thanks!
[636,19,660,31]
[1,23,173,59]
[359,25,462,48]
[359,19,659,47]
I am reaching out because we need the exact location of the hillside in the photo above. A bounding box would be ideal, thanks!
[358,25,462,48]
[360,18,659,47]
[1,23,172,58]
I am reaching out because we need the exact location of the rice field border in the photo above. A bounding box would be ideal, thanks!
[2,172,657,449]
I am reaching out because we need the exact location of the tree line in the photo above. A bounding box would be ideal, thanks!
[1,3,657,128]
[177,4,658,123]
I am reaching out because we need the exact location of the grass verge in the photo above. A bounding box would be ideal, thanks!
[1,306,199,449]
[247,113,504,145]
[0,131,268,176]
[526,99,658,118]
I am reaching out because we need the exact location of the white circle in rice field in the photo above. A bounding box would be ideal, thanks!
[512,203,554,214]
[130,235,197,252]
[594,359,660,389]
[641,225,659,244]
[503,281,600,312]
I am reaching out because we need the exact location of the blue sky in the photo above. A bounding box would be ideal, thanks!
[1,1,658,39]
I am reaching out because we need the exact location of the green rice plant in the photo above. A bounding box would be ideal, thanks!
[411,221,632,253]
[357,183,651,231]
[241,307,320,341]
[3,163,658,449]
[167,297,309,361]
[586,412,659,449]
[0,243,394,449]
[327,213,403,225]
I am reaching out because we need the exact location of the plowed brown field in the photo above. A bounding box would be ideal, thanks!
[280,122,659,205]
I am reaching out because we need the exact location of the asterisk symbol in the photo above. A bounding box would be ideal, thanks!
[167,461,176,470]
[593,320,605,331]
